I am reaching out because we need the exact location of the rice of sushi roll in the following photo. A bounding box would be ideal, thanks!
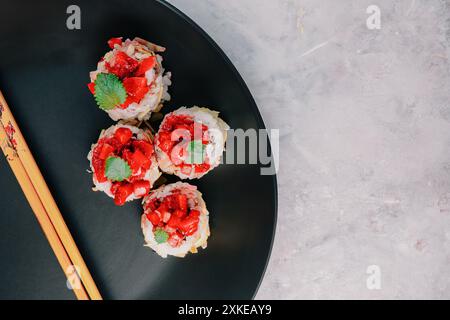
[87,124,161,206]
[154,106,229,179]
[88,37,171,121]
[141,182,210,258]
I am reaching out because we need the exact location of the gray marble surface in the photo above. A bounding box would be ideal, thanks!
[167,0,450,299]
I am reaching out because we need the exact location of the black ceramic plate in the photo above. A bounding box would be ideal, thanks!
[0,0,277,299]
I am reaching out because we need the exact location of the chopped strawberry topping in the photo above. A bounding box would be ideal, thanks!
[106,51,139,79]
[146,212,160,226]
[166,214,181,229]
[87,82,95,94]
[175,194,188,212]
[98,143,114,160]
[135,56,156,77]
[120,77,150,109]
[108,37,123,49]
[133,140,154,157]
[114,183,134,206]
[114,127,133,145]
[133,180,150,197]
[172,209,186,219]
[156,132,175,154]
[144,190,201,248]
[168,232,184,247]
[126,148,151,172]
[156,115,211,174]
[178,213,200,236]
[194,163,211,174]
[93,160,107,183]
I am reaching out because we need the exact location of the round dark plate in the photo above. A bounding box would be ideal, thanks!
[0,0,277,299]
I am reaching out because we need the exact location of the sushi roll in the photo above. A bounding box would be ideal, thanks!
[141,182,210,258]
[87,124,161,206]
[88,37,171,121]
[155,106,229,179]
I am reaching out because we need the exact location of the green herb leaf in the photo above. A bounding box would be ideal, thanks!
[94,73,127,110]
[154,228,169,244]
[185,140,205,164]
[104,157,132,182]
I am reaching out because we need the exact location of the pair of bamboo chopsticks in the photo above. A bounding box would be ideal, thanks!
[0,90,102,300]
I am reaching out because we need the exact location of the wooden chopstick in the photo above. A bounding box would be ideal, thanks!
[0,124,89,299]
[0,91,102,300]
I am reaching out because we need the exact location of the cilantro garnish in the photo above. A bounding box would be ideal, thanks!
[104,156,132,181]
[94,73,127,110]
[185,140,205,164]
[154,228,169,244]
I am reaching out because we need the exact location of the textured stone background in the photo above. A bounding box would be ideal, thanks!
[168,0,450,299]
